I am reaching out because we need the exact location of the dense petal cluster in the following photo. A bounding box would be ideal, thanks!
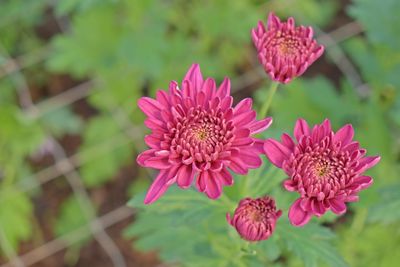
[137,64,272,204]
[227,196,282,242]
[252,12,324,83]
[264,119,380,226]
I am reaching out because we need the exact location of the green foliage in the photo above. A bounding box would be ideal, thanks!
[126,167,347,267]
[0,188,33,251]
[339,223,400,267]
[278,220,348,267]
[0,105,45,181]
[368,183,400,225]
[79,116,133,187]
[349,0,400,50]
[1,0,400,265]
[40,107,83,138]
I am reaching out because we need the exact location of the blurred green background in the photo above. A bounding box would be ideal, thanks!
[0,0,399,266]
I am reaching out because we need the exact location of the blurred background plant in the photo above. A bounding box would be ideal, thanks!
[0,0,399,266]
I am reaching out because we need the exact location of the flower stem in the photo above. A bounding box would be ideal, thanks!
[259,81,279,118]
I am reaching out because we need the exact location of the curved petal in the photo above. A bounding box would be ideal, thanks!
[294,118,310,141]
[233,98,252,116]
[354,156,381,174]
[288,198,312,227]
[264,139,292,168]
[333,124,354,146]
[176,164,196,189]
[144,170,171,204]
[216,77,231,98]
[138,97,160,118]
[248,117,273,134]
[329,198,347,215]
[183,63,203,91]
[136,149,155,166]
[205,172,222,199]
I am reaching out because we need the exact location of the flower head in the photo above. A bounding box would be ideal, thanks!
[264,119,380,226]
[227,196,282,242]
[137,64,272,204]
[252,12,324,83]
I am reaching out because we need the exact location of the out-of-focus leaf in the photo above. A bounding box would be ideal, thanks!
[79,116,132,187]
[278,219,348,267]
[40,107,83,137]
[271,0,338,27]
[339,223,400,267]
[54,196,93,266]
[349,0,400,50]
[0,188,33,251]
[368,183,400,224]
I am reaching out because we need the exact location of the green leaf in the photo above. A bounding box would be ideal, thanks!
[368,183,400,224]
[349,0,400,50]
[0,188,33,251]
[40,106,83,137]
[277,219,348,267]
[79,116,133,187]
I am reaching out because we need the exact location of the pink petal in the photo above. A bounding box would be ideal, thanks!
[138,97,160,118]
[281,133,295,151]
[333,124,354,146]
[233,98,252,116]
[288,198,312,227]
[228,157,248,175]
[216,77,231,98]
[144,170,171,204]
[248,117,273,134]
[264,139,292,168]
[235,149,262,168]
[196,171,208,192]
[202,78,216,102]
[267,12,281,30]
[220,96,233,111]
[176,164,195,189]
[144,135,161,149]
[143,157,170,169]
[351,175,373,190]
[294,118,310,141]
[354,156,381,174]
[136,150,155,166]
[232,110,256,127]
[283,179,297,191]
[205,172,222,199]
[252,138,265,154]
[183,63,203,91]
[321,119,332,136]
[156,90,170,107]
[218,168,233,186]
[329,198,347,215]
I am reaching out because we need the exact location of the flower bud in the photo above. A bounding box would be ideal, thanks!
[227,196,282,242]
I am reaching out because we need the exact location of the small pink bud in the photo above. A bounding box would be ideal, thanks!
[227,196,282,242]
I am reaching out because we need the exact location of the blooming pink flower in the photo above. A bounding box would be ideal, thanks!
[227,196,282,242]
[252,12,324,84]
[264,119,380,226]
[137,64,272,204]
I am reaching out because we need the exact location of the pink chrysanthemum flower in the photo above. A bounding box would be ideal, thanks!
[137,64,272,204]
[264,119,380,226]
[252,12,324,84]
[227,196,282,242]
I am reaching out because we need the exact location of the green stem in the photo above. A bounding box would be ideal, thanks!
[259,82,279,118]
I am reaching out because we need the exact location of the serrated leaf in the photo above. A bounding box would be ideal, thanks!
[277,219,348,267]
[0,188,33,251]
